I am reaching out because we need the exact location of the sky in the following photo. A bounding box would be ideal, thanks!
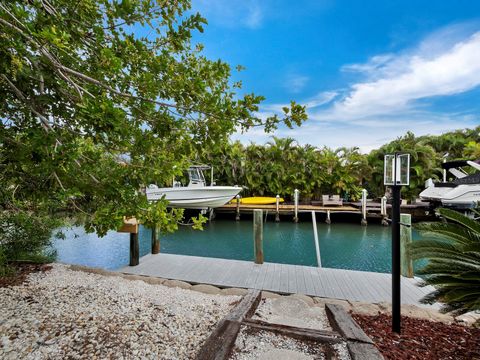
[188,0,480,152]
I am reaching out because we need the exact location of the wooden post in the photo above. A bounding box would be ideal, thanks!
[381,196,389,226]
[361,189,368,226]
[253,209,264,264]
[118,217,140,266]
[130,233,139,266]
[235,195,241,221]
[400,213,413,278]
[293,189,299,223]
[152,225,160,254]
[275,194,280,222]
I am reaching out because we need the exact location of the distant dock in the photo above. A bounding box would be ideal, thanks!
[215,201,432,222]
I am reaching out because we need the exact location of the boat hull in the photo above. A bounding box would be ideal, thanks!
[146,186,242,209]
[420,184,480,208]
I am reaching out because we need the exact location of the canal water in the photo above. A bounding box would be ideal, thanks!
[53,220,424,273]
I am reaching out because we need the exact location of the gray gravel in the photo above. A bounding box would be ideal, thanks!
[0,264,239,359]
[240,296,351,360]
[231,327,327,360]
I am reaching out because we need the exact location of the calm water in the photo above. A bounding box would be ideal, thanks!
[53,220,423,273]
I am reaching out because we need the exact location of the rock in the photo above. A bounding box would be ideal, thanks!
[138,276,165,286]
[314,297,352,311]
[271,297,310,317]
[162,279,192,289]
[377,301,392,313]
[289,294,314,307]
[427,311,454,324]
[220,287,248,296]
[260,348,313,360]
[69,265,113,277]
[191,284,221,295]
[261,291,281,299]
[350,301,381,315]
[121,274,152,283]
[455,312,479,326]
[400,304,434,321]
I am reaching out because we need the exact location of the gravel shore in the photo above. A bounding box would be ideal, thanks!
[0,264,240,359]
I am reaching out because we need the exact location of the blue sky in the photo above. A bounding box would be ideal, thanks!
[188,0,480,152]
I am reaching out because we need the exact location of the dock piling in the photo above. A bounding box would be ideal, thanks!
[293,189,299,223]
[235,195,241,221]
[361,189,368,226]
[400,213,414,278]
[311,211,322,267]
[325,209,331,224]
[381,196,389,226]
[275,195,280,222]
[151,225,160,254]
[253,209,264,264]
[130,233,139,266]
[118,217,140,266]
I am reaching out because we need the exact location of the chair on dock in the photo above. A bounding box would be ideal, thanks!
[322,194,343,206]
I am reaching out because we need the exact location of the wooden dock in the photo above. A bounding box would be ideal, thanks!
[217,203,360,214]
[118,253,436,307]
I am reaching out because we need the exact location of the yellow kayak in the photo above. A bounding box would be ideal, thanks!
[230,196,284,205]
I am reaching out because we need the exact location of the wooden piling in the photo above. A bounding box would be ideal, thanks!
[152,225,160,254]
[130,233,139,266]
[325,209,331,224]
[235,195,241,221]
[293,189,299,223]
[118,217,140,266]
[361,189,368,226]
[400,213,414,278]
[275,195,280,222]
[381,196,389,226]
[253,209,264,264]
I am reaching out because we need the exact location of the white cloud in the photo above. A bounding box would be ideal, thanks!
[329,31,480,121]
[303,91,338,108]
[284,74,309,93]
[193,0,264,29]
[232,23,480,151]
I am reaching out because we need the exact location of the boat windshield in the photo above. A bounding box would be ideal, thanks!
[188,167,206,186]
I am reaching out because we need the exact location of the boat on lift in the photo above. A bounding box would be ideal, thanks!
[146,165,242,209]
[419,160,480,209]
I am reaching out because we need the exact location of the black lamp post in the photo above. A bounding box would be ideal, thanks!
[384,152,410,334]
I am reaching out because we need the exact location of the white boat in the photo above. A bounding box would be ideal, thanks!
[146,165,242,209]
[419,160,480,208]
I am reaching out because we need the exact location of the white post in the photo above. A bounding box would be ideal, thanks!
[311,211,321,267]
[275,194,280,222]
[325,209,331,224]
[381,195,388,226]
[211,166,214,186]
[443,157,447,182]
[361,188,368,226]
[380,196,386,216]
[294,189,299,223]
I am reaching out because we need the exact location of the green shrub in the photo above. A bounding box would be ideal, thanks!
[0,211,61,273]
[412,208,480,314]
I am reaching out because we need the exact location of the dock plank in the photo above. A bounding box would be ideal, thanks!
[118,253,436,307]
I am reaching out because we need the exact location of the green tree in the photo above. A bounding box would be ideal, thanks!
[412,208,480,315]
[367,132,439,200]
[463,141,480,159]
[0,1,306,265]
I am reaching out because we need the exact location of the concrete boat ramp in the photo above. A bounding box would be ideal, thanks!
[118,253,435,307]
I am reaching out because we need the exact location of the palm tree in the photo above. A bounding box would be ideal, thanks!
[411,208,480,315]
